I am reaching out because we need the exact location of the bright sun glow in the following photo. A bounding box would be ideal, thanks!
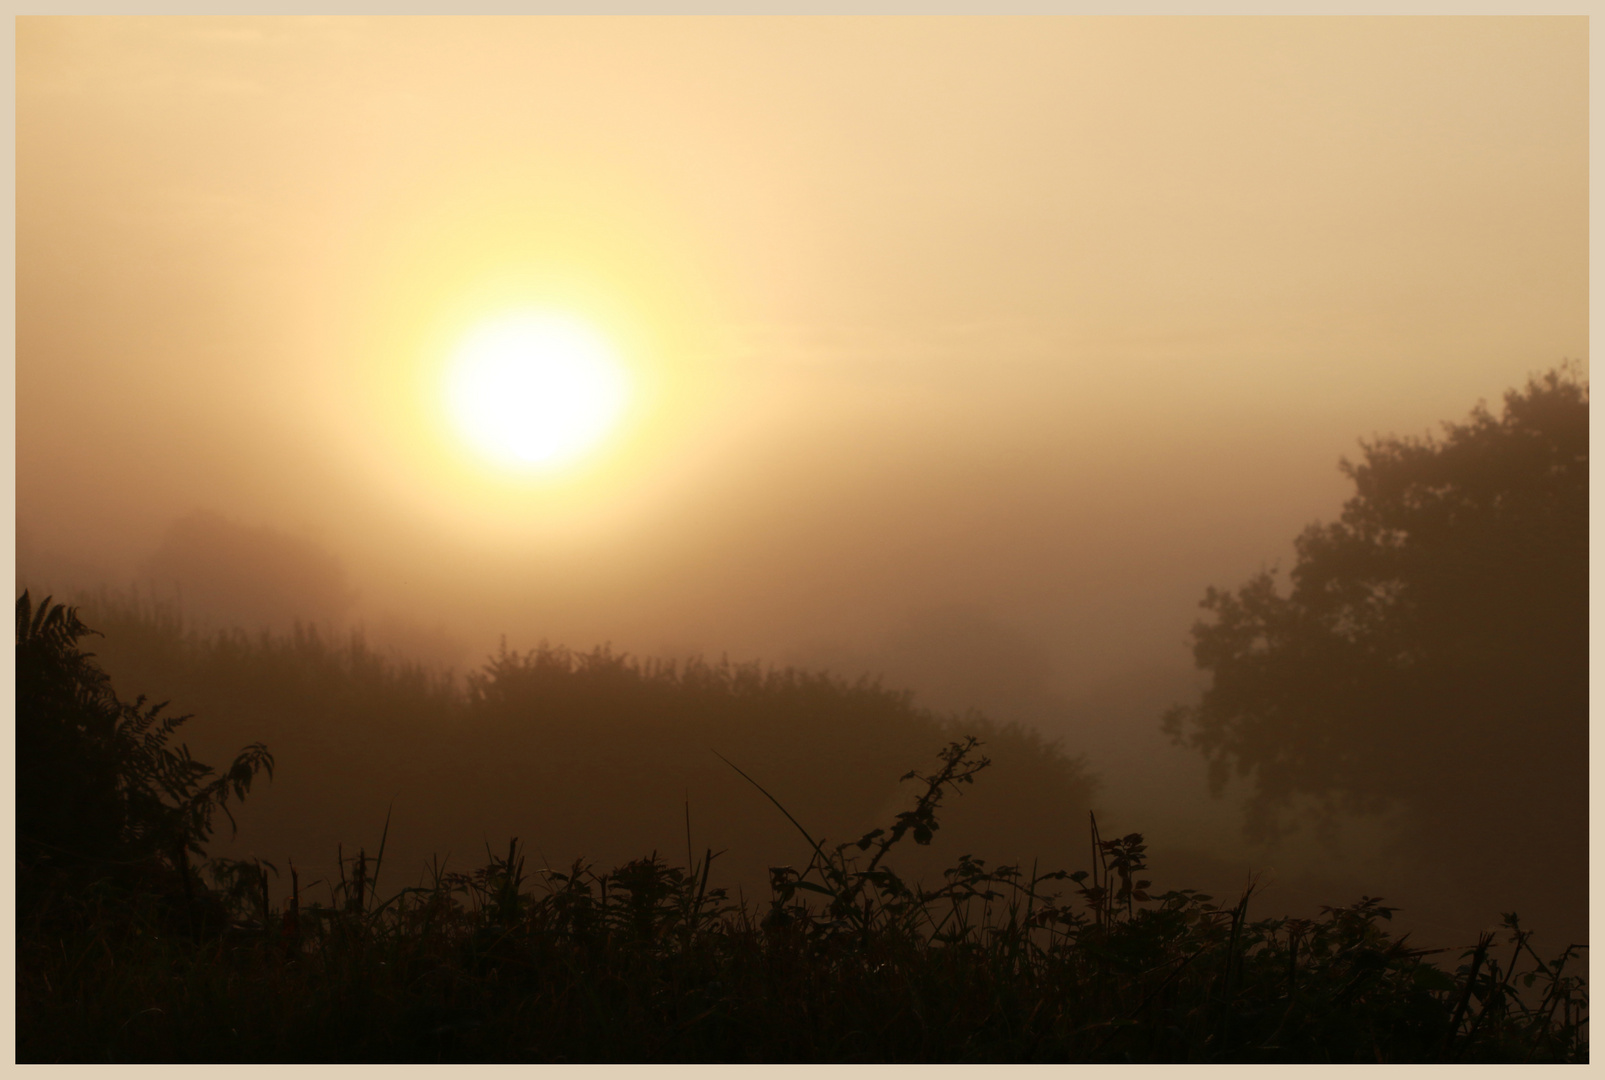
[444,312,629,470]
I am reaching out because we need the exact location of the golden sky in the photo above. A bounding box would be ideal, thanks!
[15,16,1587,700]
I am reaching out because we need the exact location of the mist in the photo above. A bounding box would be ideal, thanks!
[16,16,1588,960]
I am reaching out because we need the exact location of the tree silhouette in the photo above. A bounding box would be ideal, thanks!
[142,509,356,633]
[1163,369,1586,879]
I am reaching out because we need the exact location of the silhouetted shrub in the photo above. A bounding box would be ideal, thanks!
[15,592,273,913]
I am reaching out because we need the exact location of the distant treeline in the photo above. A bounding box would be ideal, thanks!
[67,586,1099,902]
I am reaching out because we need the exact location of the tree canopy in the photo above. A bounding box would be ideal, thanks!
[1163,369,1587,872]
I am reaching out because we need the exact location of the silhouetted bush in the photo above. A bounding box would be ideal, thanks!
[16,593,273,888]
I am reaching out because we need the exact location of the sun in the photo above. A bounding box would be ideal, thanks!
[444,311,629,470]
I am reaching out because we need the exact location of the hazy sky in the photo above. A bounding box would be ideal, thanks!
[16,17,1587,713]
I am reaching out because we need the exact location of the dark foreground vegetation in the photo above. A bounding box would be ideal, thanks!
[15,595,1587,1063]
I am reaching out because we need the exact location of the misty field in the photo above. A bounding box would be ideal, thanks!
[17,14,1590,1066]
[15,591,1588,1063]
